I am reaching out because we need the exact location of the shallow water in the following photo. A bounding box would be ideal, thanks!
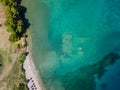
[22,0,120,90]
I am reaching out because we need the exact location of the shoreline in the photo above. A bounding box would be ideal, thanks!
[23,45,45,90]
[21,0,45,89]
[0,1,45,89]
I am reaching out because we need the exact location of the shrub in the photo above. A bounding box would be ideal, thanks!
[19,83,27,90]
[9,33,19,42]
[7,25,15,32]
[19,53,27,63]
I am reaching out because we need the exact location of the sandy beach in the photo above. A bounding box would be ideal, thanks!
[23,47,45,90]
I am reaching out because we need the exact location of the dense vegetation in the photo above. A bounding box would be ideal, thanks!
[16,53,28,90]
[0,0,27,42]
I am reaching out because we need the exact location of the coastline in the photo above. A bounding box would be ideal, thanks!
[23,41,45,90]
[20,0,45,90]
[0,0,45,89]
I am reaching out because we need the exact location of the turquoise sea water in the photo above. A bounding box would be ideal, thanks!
[22,0,120,90]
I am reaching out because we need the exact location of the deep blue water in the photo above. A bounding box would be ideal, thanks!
[22,0,120,90]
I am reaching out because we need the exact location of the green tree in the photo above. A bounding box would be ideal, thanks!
[5,17,14,26]
[8,0,15,6]
[17,19,24,26]
[11,7,19,15]
[1,0,9,6]
[11,1,17,7]
[19,53,26,63]
[17,19,24,33]
[17,25,22,33]
[7,25,15,32]
[19,83,27,90]
[1,0,26,42]
[9,33,19,42]
[4,6,11,16]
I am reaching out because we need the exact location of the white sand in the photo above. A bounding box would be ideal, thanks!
[23,47,45,90]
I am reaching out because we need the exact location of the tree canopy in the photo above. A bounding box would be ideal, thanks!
[1,0,26,42]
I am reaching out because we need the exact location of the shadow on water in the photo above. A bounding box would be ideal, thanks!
[15,0,22,4]
[18,5,31,36]
[15,0,30,36]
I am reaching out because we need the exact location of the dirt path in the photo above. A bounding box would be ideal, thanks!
[0,4,19,89]
[0,3,11,79]
[0,3,10,51]
[0,54,17,80]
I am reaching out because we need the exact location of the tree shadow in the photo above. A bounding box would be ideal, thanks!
[18,5,31,36]
[15,0,22,4]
